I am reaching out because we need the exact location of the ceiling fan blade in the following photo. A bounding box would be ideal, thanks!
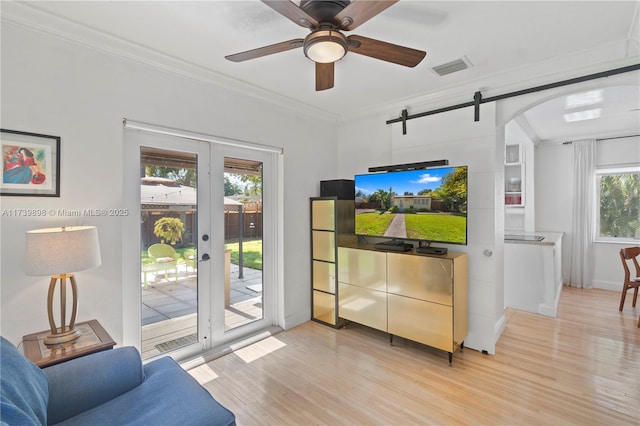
[225,39,304,62]
[347,35,426,67]
[261,0,318,28]
[316,62,334,91]
[334,0,398,31]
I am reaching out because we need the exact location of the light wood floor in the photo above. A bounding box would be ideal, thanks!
[189,287,640,425]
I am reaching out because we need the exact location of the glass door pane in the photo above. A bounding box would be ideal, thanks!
[139,147,203,359]
[223,157,264,331]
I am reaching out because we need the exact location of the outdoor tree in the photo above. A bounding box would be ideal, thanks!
[369,187,396,210]
[145,166,195,187]
[225,173,262,196]
[224,176,243,196]
[387,187,396,209]
[433,168,468,213]
[243,175,262,195]
[600,173,639,238]
[153,217,185,245]
[371,188,393,210]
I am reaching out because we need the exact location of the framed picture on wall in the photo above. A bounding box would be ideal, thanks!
[1,129,60,197]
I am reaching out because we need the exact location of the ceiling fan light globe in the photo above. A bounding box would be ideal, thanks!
[304,29,348,63]
[306,41,346,63]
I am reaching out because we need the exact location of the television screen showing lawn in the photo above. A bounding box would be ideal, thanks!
[354,166,468,245]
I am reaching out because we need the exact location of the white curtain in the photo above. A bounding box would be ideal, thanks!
[568,139,596,288]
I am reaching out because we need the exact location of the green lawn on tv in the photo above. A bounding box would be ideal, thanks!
[405,214,466,243]
[356,212,466,243]
[355,212,396,236]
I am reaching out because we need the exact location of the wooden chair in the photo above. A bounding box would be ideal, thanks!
[618,246,640,312]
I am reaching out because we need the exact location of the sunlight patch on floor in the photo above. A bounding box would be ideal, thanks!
[189,363,220,385]
[233,336,286,364]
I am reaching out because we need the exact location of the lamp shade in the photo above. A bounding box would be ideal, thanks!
[25,226,101,276]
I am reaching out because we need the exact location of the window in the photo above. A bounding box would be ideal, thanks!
[595,167,640,242]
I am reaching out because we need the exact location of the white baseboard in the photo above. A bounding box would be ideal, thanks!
[539,283,563,317]
[592,280,622,292]
[283,310,311,330]
[494,313,507,343]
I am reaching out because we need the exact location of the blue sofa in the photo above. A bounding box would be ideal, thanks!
[0,337,235,425]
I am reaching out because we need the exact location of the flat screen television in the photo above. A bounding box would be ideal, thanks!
[354,165,468,245]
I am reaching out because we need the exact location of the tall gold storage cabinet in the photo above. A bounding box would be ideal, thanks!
[310,197,354,327]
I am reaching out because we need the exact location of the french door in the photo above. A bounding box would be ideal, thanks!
[137,134,211,360]
[125,125,276,360]
[211,144,274,345]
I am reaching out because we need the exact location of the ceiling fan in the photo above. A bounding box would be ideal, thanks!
[225,0,426,91]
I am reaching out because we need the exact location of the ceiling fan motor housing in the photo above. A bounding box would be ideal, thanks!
[300,0,350,23]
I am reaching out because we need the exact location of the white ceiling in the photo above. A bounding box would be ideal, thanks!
[521,86,640,144]
[3,1,640,142]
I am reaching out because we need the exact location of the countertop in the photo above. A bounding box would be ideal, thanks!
[504,231,563,246]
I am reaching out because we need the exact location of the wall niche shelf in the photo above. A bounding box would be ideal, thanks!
[504,144,524,207]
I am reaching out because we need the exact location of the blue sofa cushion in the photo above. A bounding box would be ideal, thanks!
[44,346,145,424]
[53,356,235,426]
[0,337,49,425]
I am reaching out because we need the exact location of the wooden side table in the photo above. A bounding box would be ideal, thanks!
[22,319,116,368]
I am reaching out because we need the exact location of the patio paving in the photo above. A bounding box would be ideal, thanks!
[141,263,262,326]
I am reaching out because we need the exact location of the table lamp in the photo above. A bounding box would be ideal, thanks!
[25,226,101,345]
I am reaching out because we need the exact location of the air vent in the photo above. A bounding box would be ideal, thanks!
[432,57,472,76]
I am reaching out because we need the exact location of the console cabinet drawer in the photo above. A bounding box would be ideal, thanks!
[337,247,386,292]
[387,253,452,306]
[338,282,387,332]
[388,294,453,352]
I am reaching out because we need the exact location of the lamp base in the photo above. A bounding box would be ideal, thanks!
[44,327,82,345]
[45,273,80,346]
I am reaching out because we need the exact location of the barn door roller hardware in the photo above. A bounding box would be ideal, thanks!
[388,64,640,135]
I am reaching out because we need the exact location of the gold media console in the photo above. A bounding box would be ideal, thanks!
[337,244,468,364]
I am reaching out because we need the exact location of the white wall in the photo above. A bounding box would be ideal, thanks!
[534,142,573,282]
[337,104,504,354]
[0,22,337,344]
